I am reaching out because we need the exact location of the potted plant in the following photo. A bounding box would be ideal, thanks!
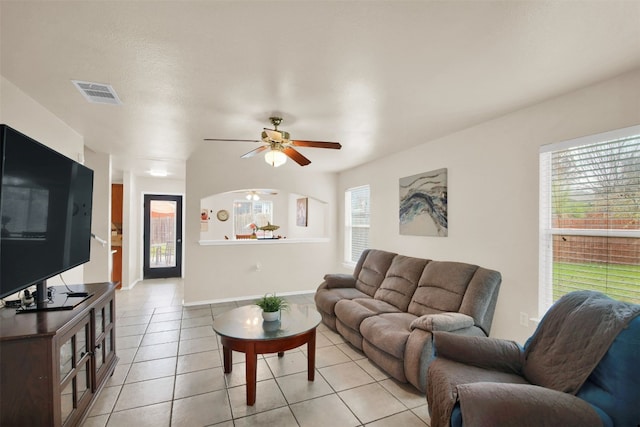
[255,293,288,321]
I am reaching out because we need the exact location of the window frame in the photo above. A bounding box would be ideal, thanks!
[344,185,370,265]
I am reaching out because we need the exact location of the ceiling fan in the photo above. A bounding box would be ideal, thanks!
[204,117,342,167]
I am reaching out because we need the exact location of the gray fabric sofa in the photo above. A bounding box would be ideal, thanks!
[314,249,502,392]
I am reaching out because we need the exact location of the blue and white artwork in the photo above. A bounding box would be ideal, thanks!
[399,168,448,237]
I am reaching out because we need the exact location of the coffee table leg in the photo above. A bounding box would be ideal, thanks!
[277,352,284,358]
[307,328,316,381]
[223,346,232,373]
[246,344,257,406]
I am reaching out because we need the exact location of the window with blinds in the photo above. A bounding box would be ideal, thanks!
[345,185,370,264]
[539,125,640,312]
[233,200,273,238]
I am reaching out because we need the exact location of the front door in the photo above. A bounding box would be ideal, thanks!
[143,194,182,279]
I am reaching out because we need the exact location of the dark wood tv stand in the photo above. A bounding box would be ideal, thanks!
[0,282,118,427]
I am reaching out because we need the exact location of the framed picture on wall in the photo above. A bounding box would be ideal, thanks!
[399,168,448,237]
[296,197,308,227]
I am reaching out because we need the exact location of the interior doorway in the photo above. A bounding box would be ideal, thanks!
[143,194,183,279]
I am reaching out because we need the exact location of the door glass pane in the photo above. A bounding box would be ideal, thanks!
[106,302,112,325]
[60,380,73,424]
[76,326,87,363]
[95,342,103,370]
[95,307,103,336]
[150,200,177,268]
[60,339,73,379]
[76,362,89,400]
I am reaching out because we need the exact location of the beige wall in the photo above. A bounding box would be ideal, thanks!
[337,69,640,343]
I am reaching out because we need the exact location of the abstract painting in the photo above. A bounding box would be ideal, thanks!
[399,168,448,236]
[296,197,308,227]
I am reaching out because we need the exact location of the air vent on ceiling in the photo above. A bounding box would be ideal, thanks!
[71,80,122,105]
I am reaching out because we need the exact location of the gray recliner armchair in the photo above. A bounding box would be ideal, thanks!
[426,291,640,427]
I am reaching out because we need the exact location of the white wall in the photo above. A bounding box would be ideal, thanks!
[0,77,84,162]
[338,69,640,343]
[0,76,86,286]
[83,148,112,283]
[185,144,339,304]
[122,171,137,288]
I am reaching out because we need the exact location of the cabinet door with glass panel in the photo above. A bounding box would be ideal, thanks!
[58,315,92,426]
[93,296,116,388]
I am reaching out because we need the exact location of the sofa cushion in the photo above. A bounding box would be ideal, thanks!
[408,261,478,316]
[335,298,401,331]
[355,250,397,297]
[360,312,416,359]
[374,255,429,311]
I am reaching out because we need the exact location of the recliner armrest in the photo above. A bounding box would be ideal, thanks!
[323,273,356,289]
[457,382,606,427]
[432,331,523,374]
[410,312,474,332]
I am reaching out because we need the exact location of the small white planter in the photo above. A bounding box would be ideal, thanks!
[262,310,280,322]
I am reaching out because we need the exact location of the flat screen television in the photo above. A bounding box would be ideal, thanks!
[0,124,94,312]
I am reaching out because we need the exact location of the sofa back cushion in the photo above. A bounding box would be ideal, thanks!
[354,249,397,297]
[409,261,478,317]
[408,261,501,334]
[374,255,429,311]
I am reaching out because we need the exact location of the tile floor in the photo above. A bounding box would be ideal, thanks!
[82,279,431,427]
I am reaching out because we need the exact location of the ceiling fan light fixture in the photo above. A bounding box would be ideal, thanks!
[148,169,168,177]
[264,149,287,167]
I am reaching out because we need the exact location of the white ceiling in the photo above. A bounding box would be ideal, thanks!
[2,1,639,178]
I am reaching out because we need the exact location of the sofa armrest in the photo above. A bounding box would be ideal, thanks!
[410,313,474,332]
[323,273,356,289]
[433,331,523,374]
[457,382,606,427]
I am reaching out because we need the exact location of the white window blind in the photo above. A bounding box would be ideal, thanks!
[539,125,640,313]
[345,185,370,263]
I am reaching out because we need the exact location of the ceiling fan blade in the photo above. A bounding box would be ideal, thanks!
[291,140,342,149]
[241,145,269,158]
[263,128,283,142]
[204,138,261,142]
[283,147,311,166]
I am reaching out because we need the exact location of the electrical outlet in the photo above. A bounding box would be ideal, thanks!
[520,312,529,327]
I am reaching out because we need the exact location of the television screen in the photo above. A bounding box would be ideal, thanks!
[0,125,94,300]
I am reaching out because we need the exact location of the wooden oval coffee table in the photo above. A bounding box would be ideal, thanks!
[212,304,321,405]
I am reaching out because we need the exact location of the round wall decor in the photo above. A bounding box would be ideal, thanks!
[216,209,229,221]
